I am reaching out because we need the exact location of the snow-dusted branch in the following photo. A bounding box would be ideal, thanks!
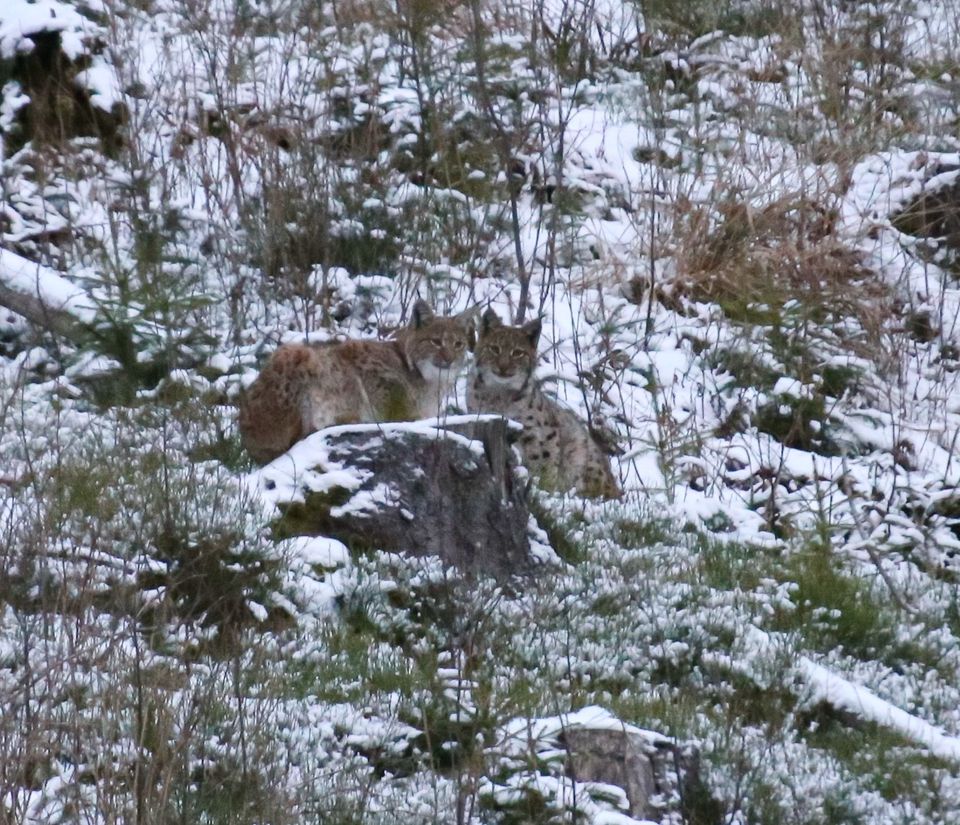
[0,248,96,343]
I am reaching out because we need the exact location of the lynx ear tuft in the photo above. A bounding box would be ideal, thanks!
[459,304,481,335]
[522,317,542,345]
[411,300,434,328]
[481,307,502,336]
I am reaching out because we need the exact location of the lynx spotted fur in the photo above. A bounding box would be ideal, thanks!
[240,301,475,464]
[467,309,621,499]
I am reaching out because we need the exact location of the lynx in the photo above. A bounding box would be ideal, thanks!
[240,301,476,464]
[467,309,621,499]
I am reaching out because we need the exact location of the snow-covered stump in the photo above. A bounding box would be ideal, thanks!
[560,724,705,823]
[259,415,534,578]
[490,707,715,823]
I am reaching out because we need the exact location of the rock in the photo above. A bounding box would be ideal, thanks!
[2,29,126,155]
[492,706,718,824]
[258,415,534,578]
[559,711,711,823]
[891,162,960,250]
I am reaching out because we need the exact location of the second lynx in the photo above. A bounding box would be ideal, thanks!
[240,301,475,464]
[468,309,621,499]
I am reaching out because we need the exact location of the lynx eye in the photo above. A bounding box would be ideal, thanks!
[454,340,465,349]
[512,348,527,357]
[488,345,501,355]
[430,338,443,346]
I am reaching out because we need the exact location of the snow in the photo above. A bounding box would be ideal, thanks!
[503,704,673,748]
[0,247,97,323]
[249,433,369,511]
[0,0,94,60]
[281,536,351,569]
[738,625,960,764]
[801,654,960,762]
[5,0,960,821]
[74,64,123,112]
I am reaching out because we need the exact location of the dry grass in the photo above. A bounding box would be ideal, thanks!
[664,190,896,354]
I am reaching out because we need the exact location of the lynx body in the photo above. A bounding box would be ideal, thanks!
[240,302,474,464]
[467,310,621,499]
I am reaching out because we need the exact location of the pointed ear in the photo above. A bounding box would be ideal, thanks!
[457,306,481,350]
[410,300,434,328]
[458,304,481,329]
[481,307,502,336]
[522,318,542,346]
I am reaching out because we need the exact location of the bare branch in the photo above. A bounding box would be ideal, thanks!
[0,248,95,345]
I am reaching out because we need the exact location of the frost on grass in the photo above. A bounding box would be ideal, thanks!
[5,0,960,821]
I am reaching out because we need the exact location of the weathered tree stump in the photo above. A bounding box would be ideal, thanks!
[891,162,960,248]
[559,715,714,823]
[262,415,534,578]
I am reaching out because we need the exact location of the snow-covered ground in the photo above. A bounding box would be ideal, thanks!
[4,0,960,821]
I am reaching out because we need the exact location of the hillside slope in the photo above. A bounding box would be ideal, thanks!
[3,0,960,822]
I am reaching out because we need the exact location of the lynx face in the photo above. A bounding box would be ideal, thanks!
[400,302,475,381]
[473,310,541,393]
[469,308,621,500]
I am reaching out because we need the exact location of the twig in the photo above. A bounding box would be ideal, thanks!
[839,458,917,615]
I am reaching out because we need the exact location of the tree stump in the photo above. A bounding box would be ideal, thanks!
[261,415,534,578]
[558,712,715,823]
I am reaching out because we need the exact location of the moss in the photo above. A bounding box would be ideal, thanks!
[820,364,862,398]
[528,497,588,564]
[271,487,355,541]
[753,394,848,456]
[612,515,674,548]
[693,534,776,592]
[709,345,779,391]
[774,541,894,660]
